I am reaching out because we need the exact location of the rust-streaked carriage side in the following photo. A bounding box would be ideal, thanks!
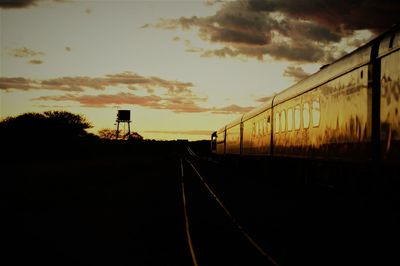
[379,28,400,162]
[241,100,273,156]
[272,42,372,161]
[211,24,399,164]
[225,116,243,155]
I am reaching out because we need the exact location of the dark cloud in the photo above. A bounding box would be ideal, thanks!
[12,47,45,65]
[283,66,311,82]
[200,46,241,58]
[248,0,400,33]
[13,47,45,58]
[143,130,213,136]
[28,59,44,65]
[0,0,70,9]
[0,0,37,8]
[147,0,400,63]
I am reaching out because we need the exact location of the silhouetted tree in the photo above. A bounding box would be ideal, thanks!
[43,111,92,140]
[98,128,117,139]
[97,128,143,141]
[0,111,92,142]
[128,131,143,141]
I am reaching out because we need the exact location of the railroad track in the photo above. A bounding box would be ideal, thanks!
[179,146,280,266]
[180,144,400,266]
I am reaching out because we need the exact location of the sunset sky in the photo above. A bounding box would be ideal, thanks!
[1,0,399,140]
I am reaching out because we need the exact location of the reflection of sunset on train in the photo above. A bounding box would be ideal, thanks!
[212,24,400,163]
[1,1,399,140]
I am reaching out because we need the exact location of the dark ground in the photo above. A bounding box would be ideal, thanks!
[2,141,192,266]
[1,140,399,266]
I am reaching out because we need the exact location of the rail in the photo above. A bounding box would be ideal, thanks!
[180,145,281,266]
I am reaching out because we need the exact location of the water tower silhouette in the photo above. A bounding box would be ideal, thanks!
[115,110,131,140]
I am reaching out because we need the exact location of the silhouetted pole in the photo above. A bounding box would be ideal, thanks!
[116,122,120,140]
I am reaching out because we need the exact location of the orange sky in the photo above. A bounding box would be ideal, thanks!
[1,0,398,140]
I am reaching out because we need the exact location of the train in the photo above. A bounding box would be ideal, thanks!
[211,24,399,166]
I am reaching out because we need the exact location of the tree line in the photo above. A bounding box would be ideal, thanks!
[0,111,143,141]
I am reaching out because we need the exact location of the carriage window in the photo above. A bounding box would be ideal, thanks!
[287,108,293,131]
[312,99,320,127]
[280,110,286,132]
[267,115,271,133]
[303,102,310,129]
[275,112,280,133]
[294,105,301,130]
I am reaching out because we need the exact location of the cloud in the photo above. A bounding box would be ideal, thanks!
[32,93,162,108]
[255,95,273,102]
[28,59,44,65]
[31,92,253,114]
[0,0,71,9]
[1,72,252,114]
[39,76,105,91]
[0,77,39,91]
[204,0,225,6]
[0,0,37,9]
[12,47,45,65]
[248,0,399,34]
[13,47,45,58]
[146,0,400,63]
[0,72,196,93]
[30,92,205,113]
[32,104,71,108]
[283,66,311,82]
[211,104,254,114]
[143,130,213,136]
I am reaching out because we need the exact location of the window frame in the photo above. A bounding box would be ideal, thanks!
[303,102,310,129]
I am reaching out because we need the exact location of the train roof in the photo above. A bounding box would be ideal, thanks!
[226,115,243,129]
[274,24,400,106]
[215,24,399,134]
[274,44,372,105]
[217,126,226,134]
[378,24,400,57]
[242,96,273,122]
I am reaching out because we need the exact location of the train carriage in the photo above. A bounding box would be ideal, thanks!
[272,43,372,160]
[211,24,399,166]
[379,28,400,162]
[242,101,273,156]
[225,116,242,155]
[215,126,226,155]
